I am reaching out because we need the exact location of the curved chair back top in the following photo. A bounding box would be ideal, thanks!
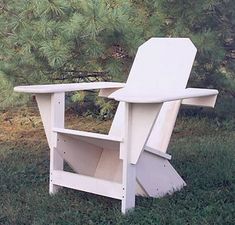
[126,38,196,91]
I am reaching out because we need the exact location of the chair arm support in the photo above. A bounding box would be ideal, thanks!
[14,82,125,94]
[108,87,218,104]
[182,88,218,108]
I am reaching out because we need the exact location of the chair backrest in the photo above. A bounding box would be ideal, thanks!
[109,38,197,153]
[126,37,196,91]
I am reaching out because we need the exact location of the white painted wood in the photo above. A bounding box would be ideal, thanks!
[35,94,53,147]
[109,102,125,138]
[110,38,196,157]
[36,93,66,194]
[136,179,148,197]
[54,128,121,152]
[14,38,219,214]
[109,88,218,103]
[52,170,123,199]
[14,82,124,93]
[121,162,136,214]
[136,151,186,197]
[51,93,65,145]
[127,103,163,164]
[36,93,65,194]
[146,101,181,153]
[145,146,172,160]
[125,38,197,91]
[121,102,136,213]
[182,94,218,107]
[35,93,65,147]
[94,148,122,182]
[53,127,122,142]
[49,93,65,194]
[64,133,120,152]
[144,93,217,155]
[93,148,153,196]
[56,134,102,176]
[98,87,124,97]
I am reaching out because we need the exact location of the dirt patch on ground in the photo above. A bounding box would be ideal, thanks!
[0,107,112,145]
[0,106,225,147]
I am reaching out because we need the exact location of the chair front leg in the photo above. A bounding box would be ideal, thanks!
[121,153,136,214]
[35,92,65,194]
[121,102,136,214]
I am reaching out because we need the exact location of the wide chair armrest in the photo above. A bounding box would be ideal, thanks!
[109,88,218,105]
[14,82,125,94]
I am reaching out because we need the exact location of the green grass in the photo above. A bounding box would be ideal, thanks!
[0,113,235,225]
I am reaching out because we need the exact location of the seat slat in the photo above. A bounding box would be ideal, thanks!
[53,127,122,142]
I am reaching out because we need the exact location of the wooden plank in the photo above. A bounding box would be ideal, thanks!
[128,103,163,164]
[53,128,122,142]
[109,102,125,137]
[57,134,102,176]
[144,146,172,160]
[49,93,65,194]
[182,94,217,108]
[125,38,197,91]
[109,88,218,103]
[35,94,52,147]
[121,103,136,214]
[94,148,122,182]
[136,151,186,197]
[98,87,124,97]
[67,134,120,152]
[35,93,66,194]
[52,170,123,200]
[51,93,65,146]
[54,129,121,152]
[14,82,125,93]
[146,100,181,154]
[136,179,148,197]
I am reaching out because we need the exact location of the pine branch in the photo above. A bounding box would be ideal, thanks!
[53,70,110,81]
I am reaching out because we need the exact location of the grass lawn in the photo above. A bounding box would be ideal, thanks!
[0,107,234,225]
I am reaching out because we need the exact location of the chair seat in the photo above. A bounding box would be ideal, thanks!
[54,127,122,142]
[53,128,122,151]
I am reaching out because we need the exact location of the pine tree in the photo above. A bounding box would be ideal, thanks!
[0,0,143,85]
[145,0,235,118]
[0,0,234,117]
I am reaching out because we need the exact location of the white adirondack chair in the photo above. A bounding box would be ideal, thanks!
[14,38,218,213]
